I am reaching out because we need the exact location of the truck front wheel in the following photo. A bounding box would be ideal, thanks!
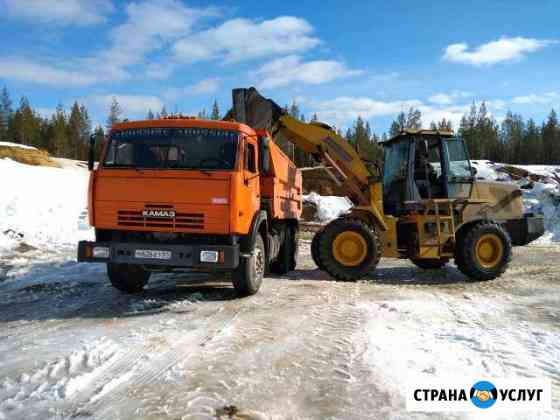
[107,263,150,293]
[232,234,265,296]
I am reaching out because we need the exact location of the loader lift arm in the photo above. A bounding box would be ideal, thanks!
[229,87,386,230]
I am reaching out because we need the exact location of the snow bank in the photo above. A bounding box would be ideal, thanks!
[0,142,37,151]
[0,158,93,255]
[303,192,352,222]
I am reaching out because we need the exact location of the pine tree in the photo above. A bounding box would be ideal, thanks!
[197,108,208,119]
[68,102,82,159]
[93,125,105,160]
[0,86,13,141]
[106,97,122,130]
[160,105,168,118]
[389,111,406,137]
[211,100,220,120]
[51,104,68,157]
[543,109,559,164]
[146,109,155,120]
[405,107,422,130]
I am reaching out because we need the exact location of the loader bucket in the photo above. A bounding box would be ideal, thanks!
[227,87,285,130]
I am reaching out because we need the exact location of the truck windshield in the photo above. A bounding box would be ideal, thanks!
[103,127,239,170]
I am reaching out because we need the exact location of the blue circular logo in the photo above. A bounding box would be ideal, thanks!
[470,381,498,409]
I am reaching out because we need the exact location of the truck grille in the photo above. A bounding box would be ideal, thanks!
[117,208,204,230]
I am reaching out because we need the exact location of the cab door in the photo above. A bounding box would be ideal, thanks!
[235,135,261,233]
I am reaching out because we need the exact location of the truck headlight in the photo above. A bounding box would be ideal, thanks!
[200,250,219,263]
[92,246,110,259]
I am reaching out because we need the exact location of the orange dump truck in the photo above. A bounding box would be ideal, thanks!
[78,117,302,296]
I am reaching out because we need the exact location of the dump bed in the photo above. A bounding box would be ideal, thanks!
[260,140,302,220]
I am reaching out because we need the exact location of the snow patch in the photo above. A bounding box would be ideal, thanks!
[0,158,94,255]
[0,142,37,151]
[303,192,352,222]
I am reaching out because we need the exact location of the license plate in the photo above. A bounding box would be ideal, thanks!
[134,249,172,260]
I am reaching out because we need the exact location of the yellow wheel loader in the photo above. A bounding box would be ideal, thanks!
[230,88,545,282]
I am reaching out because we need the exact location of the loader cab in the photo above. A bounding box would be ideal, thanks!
[382,130,473,215]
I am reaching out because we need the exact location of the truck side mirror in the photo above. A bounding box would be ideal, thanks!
[88,134,96,171]
[259,136,270,174]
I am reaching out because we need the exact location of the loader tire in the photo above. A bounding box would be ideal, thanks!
[455,221,512,281]
[318,218,381,281]
[411,258,449,270]
[270,226,297,275]
[107,263,150,293]
[232,234,265,296]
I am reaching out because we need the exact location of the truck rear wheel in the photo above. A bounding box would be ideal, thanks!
[318,218,381,281]
[411,258,449,270]
[270,226,298,275]
[107,263,150,293]
[233,234,265,296]
[455,221,512,281]
[311,230,325,270]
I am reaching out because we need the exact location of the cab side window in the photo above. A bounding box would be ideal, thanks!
[245,142,257,173]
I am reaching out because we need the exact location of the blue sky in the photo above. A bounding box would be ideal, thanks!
[0,0,559,133]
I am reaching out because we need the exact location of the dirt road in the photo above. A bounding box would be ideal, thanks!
[0,242,558,419]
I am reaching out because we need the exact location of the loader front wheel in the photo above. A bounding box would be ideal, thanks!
[455,222,511,281]
[318,218,381,281]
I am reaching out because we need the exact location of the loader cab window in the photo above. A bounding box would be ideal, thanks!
[245,142,257,173]
[444,137,473,198]
[383,140,411,214]
[414,139,445,199]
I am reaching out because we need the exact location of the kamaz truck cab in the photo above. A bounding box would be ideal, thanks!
[78,117,302,296]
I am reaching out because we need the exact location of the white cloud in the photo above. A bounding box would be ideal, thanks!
[0,0,216,86]
[0,57,98,87]
[173,16,319,63]
[306,96,423,128]
[305,96,473,130]
[255,56,362,88]
[512,92,560,105]
[86,94,164,116]
[163,78,221,101]
[97,0,216,77]
[429,91,472,105]
[2,0,114,26]
[443,37,557,66]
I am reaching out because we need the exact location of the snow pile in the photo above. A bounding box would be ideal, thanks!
[303,192,352,222]
[0,158,93,255]
[0,142,38,150]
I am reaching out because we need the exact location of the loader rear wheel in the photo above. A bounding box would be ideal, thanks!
[107,263,150,293]
[455,221,511,281]
[232,234,265,296]
[318,218,381,281]
[411,258,449,270]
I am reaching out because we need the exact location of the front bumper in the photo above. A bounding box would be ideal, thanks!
[77,241,240,270]
[504,214,545,246]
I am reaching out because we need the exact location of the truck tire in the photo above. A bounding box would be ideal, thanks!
[411,258,449,270]
[107,263,150,293]
[455,221,512,281]
[232,234,265,296]
[318,218,381,281]
[311,230,325,270]
[289,226,298,272]
[270,226,298,275]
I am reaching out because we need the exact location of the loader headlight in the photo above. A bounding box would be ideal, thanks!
[92,246,110,259]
